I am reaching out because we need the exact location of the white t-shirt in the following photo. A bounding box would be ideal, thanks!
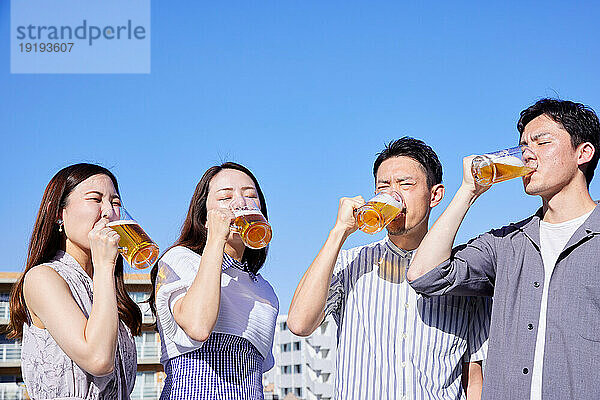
[530,208,594,400]
[155,246,279,371]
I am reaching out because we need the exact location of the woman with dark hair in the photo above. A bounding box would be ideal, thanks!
[149,162,278,400]
[8,163,141,399]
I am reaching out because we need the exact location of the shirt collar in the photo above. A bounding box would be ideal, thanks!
[384,236,414,259]
[221,252,248,271]
[222,252,257,281]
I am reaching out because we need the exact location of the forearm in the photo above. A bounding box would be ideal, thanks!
[288,227,348,335]
[462,361,484,400]
[85,269,119,373]
[174,237,226,340]
[408,186,477,281]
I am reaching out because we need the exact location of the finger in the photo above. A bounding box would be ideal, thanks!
[93,216,110,230]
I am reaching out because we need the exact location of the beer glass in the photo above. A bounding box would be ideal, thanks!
[355,191,405,234]
[230,199,272,249]
[107,207,159,269]
[471,145,535,186]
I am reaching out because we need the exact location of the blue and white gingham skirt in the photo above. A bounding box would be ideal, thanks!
[160,333,264,400]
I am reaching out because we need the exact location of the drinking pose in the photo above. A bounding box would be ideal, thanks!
[408,98,600,399]
[288,137,491,400]
[8,163,141,399]
[149,162,278,400]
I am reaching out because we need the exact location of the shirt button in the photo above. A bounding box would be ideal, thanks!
[401,361,406,368]
[405,303,410,309]
[528,324,534,330]
[402,333,407,339]
[533,281,540,288]
[523,368,529,374]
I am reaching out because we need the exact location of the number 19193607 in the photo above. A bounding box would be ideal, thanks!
[19,43,74,52]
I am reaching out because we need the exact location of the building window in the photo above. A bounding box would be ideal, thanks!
[295,387,302,397]
[293,341,301,351]
[283,388,292,395]
[280,321,287,331]
[294,364,302,374]
[281,343,291,352]
[281,365,292,374]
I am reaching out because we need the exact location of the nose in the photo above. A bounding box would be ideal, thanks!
[521,146,536,166]
[101,203,119,222]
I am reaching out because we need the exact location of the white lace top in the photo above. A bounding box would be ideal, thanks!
[20,251,137,400]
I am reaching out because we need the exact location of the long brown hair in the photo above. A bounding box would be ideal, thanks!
[148,162,269,319]
[7,163,142,339]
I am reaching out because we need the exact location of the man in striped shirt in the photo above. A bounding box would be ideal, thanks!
[288,137,491,400]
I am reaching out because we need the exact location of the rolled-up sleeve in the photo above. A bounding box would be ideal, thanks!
[410,231,497,297]
[155,253,205,348]
[323,251,346,324]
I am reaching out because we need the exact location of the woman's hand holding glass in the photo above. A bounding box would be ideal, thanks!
[206,208,236,243]
[88,216,121,273]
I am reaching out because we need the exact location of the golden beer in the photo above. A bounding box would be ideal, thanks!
[231,210,272,249]
[107,220,159,269]
[471,153,534,186]
[355,192,404,234]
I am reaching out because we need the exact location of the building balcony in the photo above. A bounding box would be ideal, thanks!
[130,384,162,400]
[135,342,161,365]
[303,348,334,374]
[306,379,334,398]
[0,383,28,400]
[0,344,21,368]
[306,334,335,349]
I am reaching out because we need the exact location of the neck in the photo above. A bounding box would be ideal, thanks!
[224,241,245,262]
[388,218,429,251]
[64,240,94,277]
[541,180,596,223]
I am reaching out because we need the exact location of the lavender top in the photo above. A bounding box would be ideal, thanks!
[21,251,137,400]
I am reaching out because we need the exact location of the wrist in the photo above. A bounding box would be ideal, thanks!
[457,184,480,205]
[330,225,350,243]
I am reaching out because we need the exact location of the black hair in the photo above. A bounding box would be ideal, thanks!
[373,137,443,187]
[518,98,600,185]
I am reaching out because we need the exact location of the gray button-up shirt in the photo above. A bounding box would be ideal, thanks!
[409,206,600,400]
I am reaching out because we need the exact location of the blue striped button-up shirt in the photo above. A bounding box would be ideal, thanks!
[325,237,491,400]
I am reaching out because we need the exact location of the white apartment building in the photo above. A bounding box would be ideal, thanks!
[263,314,337,400]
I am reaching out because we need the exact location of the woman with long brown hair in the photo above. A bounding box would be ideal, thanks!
[149,162,278,400]
[8,163,142,399]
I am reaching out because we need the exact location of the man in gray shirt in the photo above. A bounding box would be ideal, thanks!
[407,98,600,400]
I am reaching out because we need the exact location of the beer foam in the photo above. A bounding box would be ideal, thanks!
[494,154,524,166]
[107,220,138,227]
[232,209,262,217]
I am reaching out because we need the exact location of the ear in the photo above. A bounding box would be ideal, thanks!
[429,183,445,208]
[577,142,595,166]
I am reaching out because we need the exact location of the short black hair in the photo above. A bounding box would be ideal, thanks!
[373,137,443,187]
[518,98,600,185]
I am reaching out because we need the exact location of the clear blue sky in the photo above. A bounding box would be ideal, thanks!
[2,1,600,311]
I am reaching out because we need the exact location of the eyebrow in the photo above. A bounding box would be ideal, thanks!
[84,190,120,199]
[215,186,256,193]
[520,132,551,146]
[376,176,414,185]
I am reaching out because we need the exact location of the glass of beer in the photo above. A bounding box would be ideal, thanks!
[230,199,272,249]
[471,145,535,186]
[354,191,405,234]
[107,207,159,269]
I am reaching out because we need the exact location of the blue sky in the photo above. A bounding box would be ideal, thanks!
[2,1,600,311]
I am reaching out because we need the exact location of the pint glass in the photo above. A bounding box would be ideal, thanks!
[471,145,535,186]
[107,207,159,269]
[230,199,272,249]
[355,191,405,234]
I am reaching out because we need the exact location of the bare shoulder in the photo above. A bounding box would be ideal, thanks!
[23,265,69,300]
